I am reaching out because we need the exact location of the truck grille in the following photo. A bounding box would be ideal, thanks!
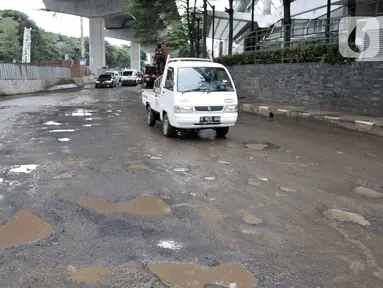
[194,106,223,112]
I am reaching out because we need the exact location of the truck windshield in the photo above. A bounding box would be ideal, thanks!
[123,71,133,76]
[177,67,234,93]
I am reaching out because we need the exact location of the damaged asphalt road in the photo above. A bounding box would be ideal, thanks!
[0,86,383,287]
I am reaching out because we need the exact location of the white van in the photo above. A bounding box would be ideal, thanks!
[142,57,238,137]
[121,69,138,86]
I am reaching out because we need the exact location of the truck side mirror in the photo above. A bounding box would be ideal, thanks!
[165,80,174,90]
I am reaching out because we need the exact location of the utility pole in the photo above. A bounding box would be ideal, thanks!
[251,0,255,31]
[80,17,85,58]
[202,0,207,58]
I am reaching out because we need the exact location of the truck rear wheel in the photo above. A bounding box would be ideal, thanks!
[147,106,156,126]
[162,113,175,137]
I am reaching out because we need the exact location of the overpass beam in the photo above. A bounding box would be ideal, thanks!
[131,42,141,71]
[89,17,105,73]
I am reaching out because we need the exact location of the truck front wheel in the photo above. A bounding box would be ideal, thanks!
[215,127,229,137]
[162,113,175,137]
[147,106,156,126]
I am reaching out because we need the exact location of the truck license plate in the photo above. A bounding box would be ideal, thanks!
[200,116,220,123]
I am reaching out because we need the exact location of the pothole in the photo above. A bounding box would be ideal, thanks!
[70,266,110,285]
[0,209,53,249]
[198,204,227,223]
[242,213,263,225]
[323,209,370,227]
[245,142,279,151]
[80,195,171,215]
[148,263,257,288]
[353,186,383,198]
[129,164,150,170]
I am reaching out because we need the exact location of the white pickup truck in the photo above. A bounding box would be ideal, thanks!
[142,57,238,137]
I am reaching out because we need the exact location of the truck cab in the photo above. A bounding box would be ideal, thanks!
[142,57,238,137]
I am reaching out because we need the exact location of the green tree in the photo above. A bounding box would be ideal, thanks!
[125,0,180,44]
[0,10,43,61]
[116,45,131,68]
[164,21,190,57]
[0,16,21,62]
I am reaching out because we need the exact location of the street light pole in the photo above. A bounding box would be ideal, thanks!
[203,0,207,58]
[205,0,215,59]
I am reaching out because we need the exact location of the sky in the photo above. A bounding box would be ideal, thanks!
[1,0,228,46]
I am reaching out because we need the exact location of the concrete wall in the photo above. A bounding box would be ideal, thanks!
[0,76,95,96]
[227,62,383,116]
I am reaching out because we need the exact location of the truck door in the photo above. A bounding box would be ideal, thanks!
[160,68,174,116]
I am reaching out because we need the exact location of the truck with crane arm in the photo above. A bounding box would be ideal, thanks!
[141,56,239,138]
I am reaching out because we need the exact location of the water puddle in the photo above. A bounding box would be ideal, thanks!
[82,124,92,127]
[323,209,370,227]
[173,168,189,172]
[49,129,75,133]
[157,240,182,251]
[58,138,70,142]
[204,177,216,181]
[198,204,227,223]
[80,195,171,215]
[70,266,110,285]
[148,263,256,288]
[129,164,150,170]
[44,121,61,126]
[0,209,53,249]
[9,164,38,174]
[67,109,92,117]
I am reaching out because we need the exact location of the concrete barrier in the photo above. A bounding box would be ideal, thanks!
[0,75,95,96]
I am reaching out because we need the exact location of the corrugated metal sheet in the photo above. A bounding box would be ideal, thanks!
[0,64,71,80]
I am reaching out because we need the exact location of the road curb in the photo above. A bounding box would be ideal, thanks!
[240,103,383,137]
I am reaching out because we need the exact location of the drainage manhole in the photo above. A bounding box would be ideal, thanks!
[245,142,279,151]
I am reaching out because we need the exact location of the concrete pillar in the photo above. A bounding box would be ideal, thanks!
[89,17,105,74]
[131,42,141,71]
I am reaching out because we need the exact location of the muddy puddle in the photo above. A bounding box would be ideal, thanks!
[80,195,171,215]
[149,263,257,288]
[70,266,110,285]
[198,204,228,224]
[0,209,52,249]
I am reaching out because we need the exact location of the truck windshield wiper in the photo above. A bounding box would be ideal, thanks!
[181,88,211,94]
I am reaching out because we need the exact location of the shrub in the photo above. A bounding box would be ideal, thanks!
[214,44,356,66]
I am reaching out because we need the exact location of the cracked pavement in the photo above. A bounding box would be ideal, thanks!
[0,86,382,287]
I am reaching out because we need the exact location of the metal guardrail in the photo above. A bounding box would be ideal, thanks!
[0,63,71,80]
[153,75,163,94]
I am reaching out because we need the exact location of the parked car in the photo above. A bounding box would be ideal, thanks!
[121,69,138,86]
[95,73,117,88]
[105,71,121,85]
[142,65,157,89]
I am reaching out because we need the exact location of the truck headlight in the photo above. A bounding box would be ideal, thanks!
[174,106,193,113]
[224,104,238,112]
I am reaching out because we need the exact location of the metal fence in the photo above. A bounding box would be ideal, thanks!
[0,63,71,80]
[238,17,343,53]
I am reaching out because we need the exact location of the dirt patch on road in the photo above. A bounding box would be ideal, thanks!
[148,263,257,288]
[0,209,52,249]
[80,195,171,215]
